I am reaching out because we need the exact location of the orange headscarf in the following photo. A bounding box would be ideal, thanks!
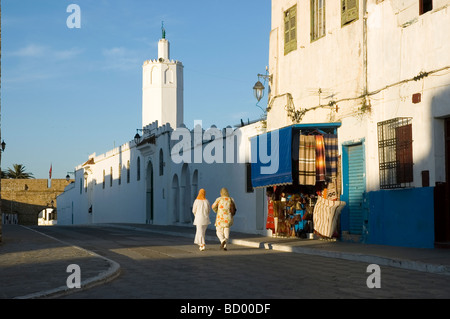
[197,189,206,200]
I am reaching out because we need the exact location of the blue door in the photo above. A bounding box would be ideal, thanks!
[342,142,366,235]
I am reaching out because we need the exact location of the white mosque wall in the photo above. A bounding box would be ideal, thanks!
[57,121,269,235]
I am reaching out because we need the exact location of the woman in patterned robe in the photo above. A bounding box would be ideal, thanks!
[212,188,236,251]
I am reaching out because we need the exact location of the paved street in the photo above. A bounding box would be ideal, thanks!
[32,225,450,299]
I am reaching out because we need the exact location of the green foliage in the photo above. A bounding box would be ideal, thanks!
[4,164,35,179]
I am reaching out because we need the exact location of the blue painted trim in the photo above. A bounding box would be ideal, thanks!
[366,188,435,248]
[292,122,342,130]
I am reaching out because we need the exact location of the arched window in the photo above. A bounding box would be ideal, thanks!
[118,163,122,185]
[127,160,130,183]
[137,157,141,181]
[103,170,105,189]
[159,149,164,176]
[110,167,113,187]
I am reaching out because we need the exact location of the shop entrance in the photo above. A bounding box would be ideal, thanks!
[251,123,344,239]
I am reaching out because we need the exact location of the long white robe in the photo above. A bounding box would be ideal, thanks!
[192,199,211,246]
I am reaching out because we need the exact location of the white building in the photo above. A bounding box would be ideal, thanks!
[252,0,450,248]
[57,34,268,235]
[38,208,57,226]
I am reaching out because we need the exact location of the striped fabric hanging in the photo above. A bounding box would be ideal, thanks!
[324,134,338,178]
[298,135,316,185]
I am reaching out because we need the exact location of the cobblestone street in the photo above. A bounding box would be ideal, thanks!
[33,225,450,299]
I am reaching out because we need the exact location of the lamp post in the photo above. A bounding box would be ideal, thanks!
[253,80,265,102]
[66,171,75,182]
[253,73,272,117]
[253,73,272,103]
[134,128,152,145]
[134,133,141,145]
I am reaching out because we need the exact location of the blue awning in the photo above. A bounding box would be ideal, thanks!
[251,126,293,188]
[250,123,341,188]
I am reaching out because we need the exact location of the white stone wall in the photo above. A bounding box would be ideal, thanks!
[57,120,270,235]
[267,0,450,192]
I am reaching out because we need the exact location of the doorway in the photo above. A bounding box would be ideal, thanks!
[180,164,191,223]
[146,161,154,224]
[342,141,366,237]
[434,118,450,246]
[171,174,180,223]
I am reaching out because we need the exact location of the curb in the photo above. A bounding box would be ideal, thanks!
[14,226,121,299]
[271,243,450,276]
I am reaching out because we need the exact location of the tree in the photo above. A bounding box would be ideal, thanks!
[5,164,35,179]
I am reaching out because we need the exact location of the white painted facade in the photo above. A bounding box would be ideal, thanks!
[38,208,57,226]
[57,36,269,235]
[267,0,450,191]
[263,0,450,247]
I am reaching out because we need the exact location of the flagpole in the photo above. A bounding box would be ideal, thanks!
[49,164,52,188]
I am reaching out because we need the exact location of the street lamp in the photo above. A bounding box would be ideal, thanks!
[66,171,75,182]
[253,80,265,102]
[134,133,141,145]
[253,73,272,103]
[134,128,152,145]
[1,140,6,152]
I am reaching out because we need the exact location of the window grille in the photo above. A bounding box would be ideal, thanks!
[377,117,413,189]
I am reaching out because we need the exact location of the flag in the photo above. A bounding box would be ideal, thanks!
[49,164,52,179]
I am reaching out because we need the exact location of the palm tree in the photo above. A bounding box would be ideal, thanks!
[6,164,35,179]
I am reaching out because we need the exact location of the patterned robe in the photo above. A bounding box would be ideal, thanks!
[212,196,235,228]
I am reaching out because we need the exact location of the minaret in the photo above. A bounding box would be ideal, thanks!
[142,24,184,129]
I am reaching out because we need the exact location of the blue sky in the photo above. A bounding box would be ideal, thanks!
[1,0,271,179]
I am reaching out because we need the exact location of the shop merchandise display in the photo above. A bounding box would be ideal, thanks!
[266,186,319,239]
[265,131,345,240]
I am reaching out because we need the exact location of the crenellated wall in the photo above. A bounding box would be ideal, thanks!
[0,179,72,225]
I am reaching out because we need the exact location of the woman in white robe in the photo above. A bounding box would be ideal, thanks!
[192,189,211,251]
